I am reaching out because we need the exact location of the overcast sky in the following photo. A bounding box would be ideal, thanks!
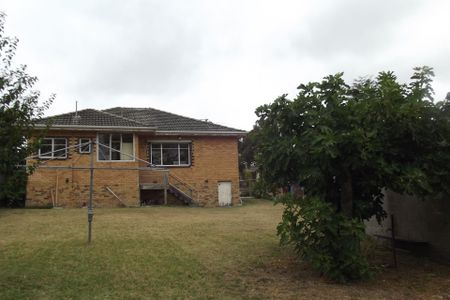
[2,0,449,130]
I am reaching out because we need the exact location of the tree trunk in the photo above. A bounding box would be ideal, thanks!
[340,167,353,218]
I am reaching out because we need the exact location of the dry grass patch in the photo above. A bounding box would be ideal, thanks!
[0,199,449,299]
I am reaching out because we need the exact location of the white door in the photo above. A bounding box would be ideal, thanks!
[218,182,232,206]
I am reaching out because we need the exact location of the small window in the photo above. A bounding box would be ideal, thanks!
[39,138,68,159]
[79,138,91,154]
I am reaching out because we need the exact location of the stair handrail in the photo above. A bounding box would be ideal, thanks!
[169,184,194,201]
[168,173,198,201]
[168,173,196,190]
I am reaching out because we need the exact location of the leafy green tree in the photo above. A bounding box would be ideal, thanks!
[0,12,53,207]
[254,67,450,281]
[238,131,257,173]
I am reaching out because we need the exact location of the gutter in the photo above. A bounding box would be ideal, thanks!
[34,125,247,136]
[155,130,247,137]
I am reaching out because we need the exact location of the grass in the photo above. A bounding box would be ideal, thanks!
[0,199,449,299]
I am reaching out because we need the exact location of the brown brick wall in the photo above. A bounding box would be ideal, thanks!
[138,135,240,207]
[27,131,241,207]
[26,131,140,208]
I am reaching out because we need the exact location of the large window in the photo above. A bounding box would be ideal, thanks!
[150,142,191,166]
[39,138,67,159]
[98,133,134,161]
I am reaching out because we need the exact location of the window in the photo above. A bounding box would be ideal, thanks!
[79,138,91,154]
[150,142,191,166]
[39,138,68,159]
[98,133,134,161]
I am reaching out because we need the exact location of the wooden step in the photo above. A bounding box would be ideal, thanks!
[140,184,166,190]
[168,185,193,204]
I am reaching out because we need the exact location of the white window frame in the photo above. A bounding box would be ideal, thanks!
[150,140,191,167]
[79,138,92,154]
[97,133,135,162]
[38,138,68,159]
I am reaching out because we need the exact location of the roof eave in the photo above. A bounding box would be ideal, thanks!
[155,130,247,137]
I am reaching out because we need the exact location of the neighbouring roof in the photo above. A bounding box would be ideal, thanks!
[38,107,246,135]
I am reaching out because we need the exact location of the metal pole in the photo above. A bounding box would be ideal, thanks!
[163,172,168,205]
[390,214,397,268]
[88,139,94,243]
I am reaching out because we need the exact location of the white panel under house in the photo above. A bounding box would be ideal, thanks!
[218,181,232,206]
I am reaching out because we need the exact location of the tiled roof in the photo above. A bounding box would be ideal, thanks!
[39,107,246,134]
[39,109,150,128]
[102,107,245,132]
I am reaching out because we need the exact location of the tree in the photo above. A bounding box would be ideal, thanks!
[0,12,53,207]
[253,67,450,281]
[238,129,257,172]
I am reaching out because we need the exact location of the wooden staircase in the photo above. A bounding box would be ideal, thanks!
[168,184,193,204]
[140,170,198,205]
[167,174,197,205]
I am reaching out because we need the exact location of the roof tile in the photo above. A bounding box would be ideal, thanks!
[103,107,245,132]
[39,107,246,134]
[40,109,150,128]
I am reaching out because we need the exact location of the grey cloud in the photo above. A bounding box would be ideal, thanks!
[296,0,425,59]
[63,1,205,99]
[3,0,449,130]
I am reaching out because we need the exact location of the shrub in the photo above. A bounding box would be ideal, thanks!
[0,169,27,207]
[250,179,271,199]
[276,194,372,282]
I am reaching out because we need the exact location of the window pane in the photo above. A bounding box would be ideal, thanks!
[163,148,178,165]
[111,149,120,160]
[54,142,67,158]
[121,142,133,160]
[119,134,133,160]
[111,134,120,143]
[42,138,53,146]
[98,134,109,146]
[179,143,189,150]
[151,145,161,165]
[54,138,66,146]
[80,144,90,153]
[79,139,91,153]
[98,134,110,160]
[151,143,161,150]
[110,134,120,160]
[111,145,120,160]
[180,148,189,165]
[40,145,52,157]
[162,143,178,149]
[54,148,67,158]
[122,134,133,143]
[99,145,110,160]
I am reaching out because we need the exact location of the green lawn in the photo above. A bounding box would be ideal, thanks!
[1,199,449,299]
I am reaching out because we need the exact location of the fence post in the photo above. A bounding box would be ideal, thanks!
[163,172,168,205]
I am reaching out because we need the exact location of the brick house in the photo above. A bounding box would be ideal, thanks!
[26,107,246,207]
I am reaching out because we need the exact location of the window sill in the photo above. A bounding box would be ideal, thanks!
[97,160,136,163]
[38,157,67,160]
[153,165,191,168]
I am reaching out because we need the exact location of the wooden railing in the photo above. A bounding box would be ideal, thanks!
[139,168,198,204]
[168,173,198,203]
[139,168,169,188]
